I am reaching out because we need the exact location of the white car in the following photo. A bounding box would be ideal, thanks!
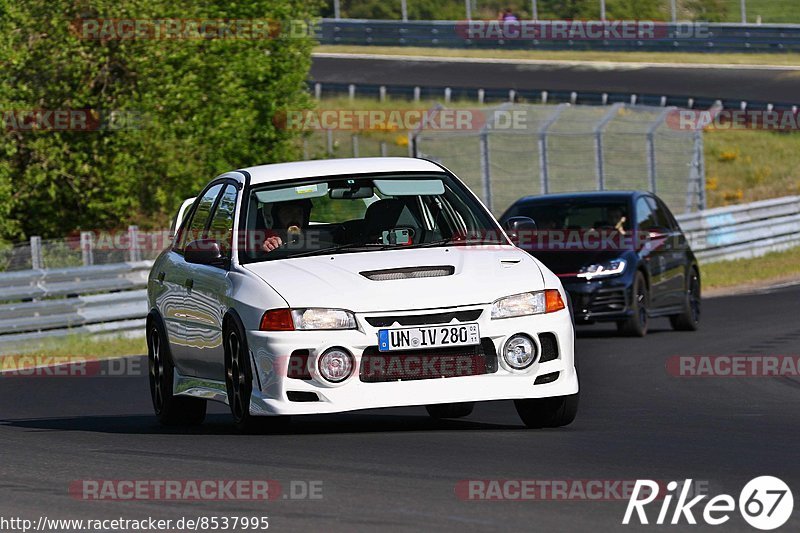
[147,157,578,431]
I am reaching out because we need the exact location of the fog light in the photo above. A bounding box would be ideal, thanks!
[503,334,537,369]
[317,348,354,383]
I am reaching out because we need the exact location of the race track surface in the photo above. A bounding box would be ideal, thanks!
[1,283,799,531]
[310,54,800,106]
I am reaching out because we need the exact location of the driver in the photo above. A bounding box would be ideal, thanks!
[262,199,311,252]
[608,207,628,235]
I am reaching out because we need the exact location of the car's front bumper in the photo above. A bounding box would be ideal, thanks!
[244,302,577,416]
[561,275,633,324]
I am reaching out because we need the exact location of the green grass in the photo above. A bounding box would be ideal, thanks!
[722,0,800,23]
[315,45,800,67]
[704,130,800,207]
[702,246,800,290]
[10,333,147,358]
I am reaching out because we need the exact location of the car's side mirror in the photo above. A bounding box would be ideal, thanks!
[503,216,537,245]
[185,239,226,267]
[646,226,672,239]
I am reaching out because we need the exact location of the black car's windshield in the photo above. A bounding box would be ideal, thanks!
[239,172,506,262]
[505,199,631,234]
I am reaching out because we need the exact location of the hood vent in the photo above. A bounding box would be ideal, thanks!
[360,265,455,281]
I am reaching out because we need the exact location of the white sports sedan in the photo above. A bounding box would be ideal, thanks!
[147,157,578,431]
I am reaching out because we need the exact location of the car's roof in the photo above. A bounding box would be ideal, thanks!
[237,157,445,186]
[514,190,646,204]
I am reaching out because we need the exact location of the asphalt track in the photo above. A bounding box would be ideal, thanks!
[310,53,800,106]
[1,283,800,532]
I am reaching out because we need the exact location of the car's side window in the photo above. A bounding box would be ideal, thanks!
[207,184,238,259]
[635,197,658,231]
[653,197,679,232]
[175,183,224,253]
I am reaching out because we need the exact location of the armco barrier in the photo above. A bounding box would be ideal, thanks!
[319,19,800,53]
[0,196,797,352]
[674,196,800,262]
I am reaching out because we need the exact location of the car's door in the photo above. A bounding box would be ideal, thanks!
[169,182,225,376]
[182,182,239,381]
[652,196,688,309]
[635,196,669,309]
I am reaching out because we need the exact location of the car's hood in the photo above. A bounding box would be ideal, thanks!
[522,249,624,276]
[243,246,545,312]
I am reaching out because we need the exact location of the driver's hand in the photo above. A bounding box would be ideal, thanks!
[262,236,283,252]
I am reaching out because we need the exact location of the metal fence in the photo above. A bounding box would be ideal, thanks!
[412,103,704,217]
[319,19,800,53]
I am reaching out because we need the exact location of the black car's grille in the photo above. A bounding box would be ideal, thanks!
[589,289,627,313]
[364,309,483,328]
[359,338,498,383]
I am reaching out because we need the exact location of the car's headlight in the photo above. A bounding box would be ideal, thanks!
[491,290,565,319]
[291,308,357,330]
[259,308,357,331]
[577,259,626,280]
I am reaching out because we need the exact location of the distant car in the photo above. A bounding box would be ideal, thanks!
[500,191,700,337]
[147,158,578,431]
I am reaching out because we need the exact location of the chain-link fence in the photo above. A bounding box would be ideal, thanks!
[413,103,704,217]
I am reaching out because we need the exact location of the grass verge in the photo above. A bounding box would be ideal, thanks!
[11,333,147,359]
[702,246,800,292]
[315,45,800,67]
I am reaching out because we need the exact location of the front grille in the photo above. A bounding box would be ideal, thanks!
[360,265,454,281]
[287,391,319,402]
[287,350,312,380]
[359,338,498,383]
[365,309,482,328]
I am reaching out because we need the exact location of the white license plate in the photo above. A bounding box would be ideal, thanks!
[378,323,480,352]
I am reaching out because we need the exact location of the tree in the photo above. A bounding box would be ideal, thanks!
[0,0,320,241]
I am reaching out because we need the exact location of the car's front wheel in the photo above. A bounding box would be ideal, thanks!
[224,317,290,433]
[670,268,701,331]
[425,402,474,419]
[617,271,649,337]
[147,319,206,426]
[514,392,579,428]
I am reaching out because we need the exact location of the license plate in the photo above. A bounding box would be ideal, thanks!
[378,323,480,352]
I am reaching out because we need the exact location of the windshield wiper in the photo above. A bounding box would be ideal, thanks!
[405,236,506,249]
[285,242,393,259]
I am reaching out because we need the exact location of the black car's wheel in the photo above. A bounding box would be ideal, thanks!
[147,319,206,426]
[224,317,290,433]
[618,271,649,337]
[514,392,579,428]
[425,402,475,419]
[670,268,701,331]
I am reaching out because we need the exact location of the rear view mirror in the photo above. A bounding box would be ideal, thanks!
[185,239,226,267]
[504,217,537,245]
[329,186,374,199]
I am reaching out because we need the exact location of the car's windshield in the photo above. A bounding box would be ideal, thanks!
[506,199,631,233]
[239,172,506,262]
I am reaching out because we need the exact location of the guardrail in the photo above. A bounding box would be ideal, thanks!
[675,196,800,262]
[0,261,152,354]
[0,196,797,352]
[319,19,800,53]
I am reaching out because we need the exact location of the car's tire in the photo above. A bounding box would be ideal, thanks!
[618,271,649,337]
[147,318,207,426]
[514,392,579,428]
[670,268,701,331]
[223,316,290,433]
[425,402,475,419]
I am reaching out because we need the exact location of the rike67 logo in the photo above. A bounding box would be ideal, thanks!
[624,477,793,530]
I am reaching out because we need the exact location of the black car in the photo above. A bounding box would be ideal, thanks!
[499,191,700,336]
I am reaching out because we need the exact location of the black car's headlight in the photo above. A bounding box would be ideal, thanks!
[577,259,627,280]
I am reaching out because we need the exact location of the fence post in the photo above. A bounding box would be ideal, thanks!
[302,138,309,160]
[80,231,94,266]
[30,236,43,270]
[413,86,421,103]
[348,84,356,101]
[646,107,672,195]
[128,225,141,262]
[690,130,707,212]
[479,131,492,212]
[379,85,387,102]
[537,103,568,195]
[326,129,334,156]
[314,82,322,99]
[352,134,359,157]
[593,103,623,191]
